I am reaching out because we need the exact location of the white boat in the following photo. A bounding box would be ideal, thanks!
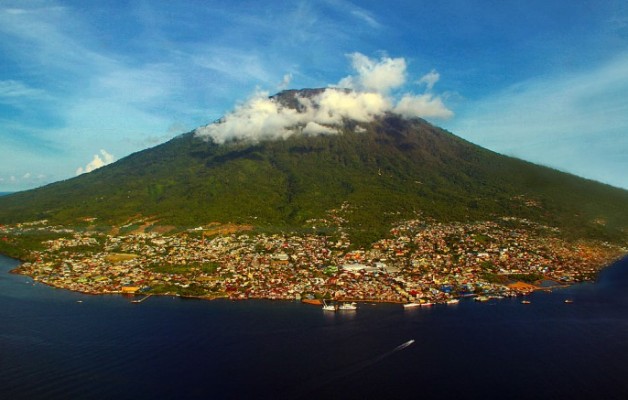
[403,302,421,308]
[395,339,415,351]
[322,299,337,312]
[564,299,573,304]
[420,302,434,307]
[338,302,357,311]
[521,300,531,304]
[446,299,459,305]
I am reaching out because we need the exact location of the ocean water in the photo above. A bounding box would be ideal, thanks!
[1,254,628,400]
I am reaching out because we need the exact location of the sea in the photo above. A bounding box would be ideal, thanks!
[2,254,628,400]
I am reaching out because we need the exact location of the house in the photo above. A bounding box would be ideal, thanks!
[271,253,290,267]
[121,285,141,294]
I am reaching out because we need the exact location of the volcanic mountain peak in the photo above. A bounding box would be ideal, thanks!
[194,87,405,145]
[0,94,627,248]
[269,87,351,109]
[271,87,329,103]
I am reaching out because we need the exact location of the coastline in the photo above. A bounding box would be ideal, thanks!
[4,253,628,400]
[6,252,627,306]
[2,217,626,307]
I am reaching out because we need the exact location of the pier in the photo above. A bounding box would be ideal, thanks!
[131,294,152,303]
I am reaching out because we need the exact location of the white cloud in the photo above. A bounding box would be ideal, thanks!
[324,0,383,29]
[350,9,381,29]
[394,93,454,119]
[195,88,394,143]
[96,64,182,106]
[196,52,453,143]
[76,149,115,175]
[0,2,403,191]
[192,47,272,84]
[418,70,440,91]
[0,5,110,74]
[0,80,48,101]
[313,89,391,123]
[445,52,628,189]
[0,3,198,187]
[303,121,337,135]
[278,73,293,90]
[338,53,406,93]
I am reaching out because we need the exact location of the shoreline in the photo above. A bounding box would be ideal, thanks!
[4,254,628,400]
[3,229,626,307]
[0,272,591,306]
[8,257,626,306]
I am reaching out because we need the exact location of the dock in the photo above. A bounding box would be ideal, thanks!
[131,294,152,303]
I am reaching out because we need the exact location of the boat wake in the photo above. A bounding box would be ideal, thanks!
[393,339,415,352]
[291,339,415,399]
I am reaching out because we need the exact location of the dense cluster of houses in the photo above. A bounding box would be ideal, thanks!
[3,215,623,303]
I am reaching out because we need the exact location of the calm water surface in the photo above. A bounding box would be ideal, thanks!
[2,254,628,399]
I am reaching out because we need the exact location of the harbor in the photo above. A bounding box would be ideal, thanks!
[2,254,628,399]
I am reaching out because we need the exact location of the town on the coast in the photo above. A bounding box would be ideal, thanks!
[2,205,624,306]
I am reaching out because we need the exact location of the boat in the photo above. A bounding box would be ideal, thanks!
[475,296,489,302]
[420,302,434,307]
[564,299,573,304]
[446,299,460,305]
[322,299,337,312]
[338,302,357,311]
[403,302,421,308]
[395,339,415,351]
[301,298,323,306]
[521,300,531,304]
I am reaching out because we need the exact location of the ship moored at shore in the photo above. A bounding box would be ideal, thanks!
[338,302,357,311]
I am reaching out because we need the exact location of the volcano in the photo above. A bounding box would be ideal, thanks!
[1,89,627,247]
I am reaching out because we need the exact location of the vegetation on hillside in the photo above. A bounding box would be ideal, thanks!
[0,101,627,248]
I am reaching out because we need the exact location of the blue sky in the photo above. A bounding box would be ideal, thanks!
[1,0,627,191]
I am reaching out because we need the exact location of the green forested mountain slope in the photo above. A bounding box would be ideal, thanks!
[1,101,627,246]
